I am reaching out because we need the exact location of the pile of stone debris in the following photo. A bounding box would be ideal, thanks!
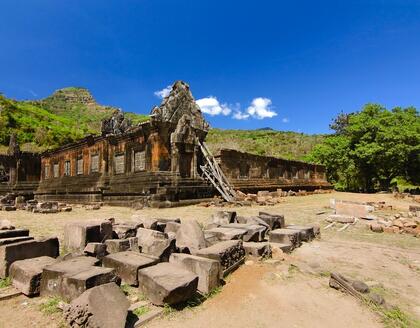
[201,188,332,207]
[0,210,318,328]
[370,205,420,236]
[0,194,73,213]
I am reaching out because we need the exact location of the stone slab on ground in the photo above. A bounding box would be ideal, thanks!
[40,256,100,298]
[133,306,164,327]
[334,201,374,218]
[63,282,129,328]
[258,212,285,229]
[169,253,221,294]
[84,242,107,259]
[9,256,56,296]
[286,225,315,242]
[195,240,246,272]
[102,251,159,286]
[204,227,248,241]
[243,241,272,258]
[269,229,301,249]
[136,228,175,261]
[220,223,267,242]
[0,229,30,240]
[175,220,207,254]
[0,236,34,246]
[63,266,118,301]
[105,238,139,253]
[269,242,294,254]
[327,214,356,224]
[138,262,198,305]
[64,221,112,250]
[0,237,59,278]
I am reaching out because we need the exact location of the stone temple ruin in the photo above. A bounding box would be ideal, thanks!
[0,81,330,207]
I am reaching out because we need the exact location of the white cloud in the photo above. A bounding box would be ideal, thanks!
[282,117,290,123]
[154,85,172,98]
[246,97,277,119]
[196,97,232,116]
[232,110,250,120]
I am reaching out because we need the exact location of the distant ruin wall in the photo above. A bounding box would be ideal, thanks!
[217,149,330,193]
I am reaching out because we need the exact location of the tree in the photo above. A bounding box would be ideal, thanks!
[307,104,420,192]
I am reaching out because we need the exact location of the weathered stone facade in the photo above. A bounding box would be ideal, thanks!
[0,136,41,197]
[35,81,214,207]
[217,149,329,193]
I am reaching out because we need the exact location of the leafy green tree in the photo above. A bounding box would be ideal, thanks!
[307,104,420,192]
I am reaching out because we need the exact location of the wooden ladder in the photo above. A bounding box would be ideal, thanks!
[198,141,237,202]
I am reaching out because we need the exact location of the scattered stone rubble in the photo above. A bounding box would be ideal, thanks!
[327,198,420,237]
[0,193,73,213]
[1,211,318,327]
[199,188,332,207]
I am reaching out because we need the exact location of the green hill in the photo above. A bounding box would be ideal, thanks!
[206,129,325,161]
[0,87,149,153]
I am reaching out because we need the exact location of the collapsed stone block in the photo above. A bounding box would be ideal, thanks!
[164,221,181,234]
[105,238,139,254]
[175,220,206,253]
[9,256,56,296]
[138,263,198,305]
[334,201,374,218]
[103,251,159,286]
[170,253,221,294]
[269,242,293,254]
[84,243,107,259]
[40,256,118,301]
[0,237,59,278]
[258,212,285,229]
[286,225,315,242]
[195,240,245,272]
[112,222,141,239]
[220,223,267,242]
[0,228,29,239]
[0,236,34,246]
[0,219,15,230]
[243,241,272,258]
[64,221,112,250]
[204,227,247,241]
[269,229,301,249]
[327,214,356,224]
[136,228,175,261]
[235,216,270,229]
[63,282,129,328]
[205,211,237,229]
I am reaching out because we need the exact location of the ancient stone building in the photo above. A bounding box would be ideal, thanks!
[1,81,330,205]
[216,149,329,193]
[0,135,41,197]
[35,81,214,207]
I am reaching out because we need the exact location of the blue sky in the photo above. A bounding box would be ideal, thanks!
[1,1,420,134]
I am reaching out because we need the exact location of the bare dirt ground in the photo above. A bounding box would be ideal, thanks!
[0,192,419,328]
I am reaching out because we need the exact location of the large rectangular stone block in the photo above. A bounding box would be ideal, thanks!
[64,221,112,250]
[0,237,59,278]
[269,229,301,249]
[258,212,285,229]
[138,263,198,305]
[0,229,30,239]
[286,225,315,242]
[0,236,34,246]
[105,238,139,254]
[220,223,267,242]
[195,240,245,272]
[169,253,221,294]
[40,256,117,301]
[9,256,56,296]
[102,251,159,286]
[204,227,248,241]
[243,241,271,258]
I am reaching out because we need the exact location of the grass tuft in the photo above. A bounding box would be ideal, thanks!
[133,305,150,317]
[0,277,11,288]
[39,296,63,315]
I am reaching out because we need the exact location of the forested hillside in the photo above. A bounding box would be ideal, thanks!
[0,88,148,152]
